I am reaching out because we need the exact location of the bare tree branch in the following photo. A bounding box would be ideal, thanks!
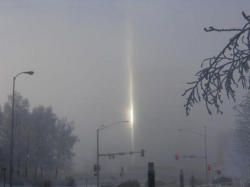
[183,12,250,115]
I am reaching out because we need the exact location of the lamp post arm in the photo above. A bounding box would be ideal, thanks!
[15,72,23,79]
[15,71,34,79]
[98,121,129,131]
[9,71,34,187]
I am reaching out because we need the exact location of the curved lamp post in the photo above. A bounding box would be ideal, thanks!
[96,120,129,187]
[9,71,34,187]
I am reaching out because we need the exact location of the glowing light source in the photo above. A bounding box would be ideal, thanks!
[126,18,135,151]
[175,153,179,160]
[130,106,134,126]
[207,164,211,171]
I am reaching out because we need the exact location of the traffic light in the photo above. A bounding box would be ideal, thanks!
[175,153,179,160]
[93,164,101,176]
[93,164,97,176]
[141,149,145,157]
[207,164,211,171]
[216,169,221,175]
[108,154,115,159]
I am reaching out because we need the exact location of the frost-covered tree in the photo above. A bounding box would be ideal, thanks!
[30,107,78,175]
[183,12,250,115]
[30,106,58,175]
[0,93,31,170]
[54,118,78,171]
[234,92,250,157]
[0,94,78,177]
[230,92,250,178]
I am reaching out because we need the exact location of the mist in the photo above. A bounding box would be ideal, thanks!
[0,0,250,184]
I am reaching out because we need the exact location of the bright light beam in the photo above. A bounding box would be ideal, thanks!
[126,18,135,150]
[130,106,134,126]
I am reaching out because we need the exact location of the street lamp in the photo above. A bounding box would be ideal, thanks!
[9,71,34,187]
[177,126,208,183]
[96,120,129,187]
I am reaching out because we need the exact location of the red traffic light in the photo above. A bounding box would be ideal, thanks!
[175,153,179,160]
[207,164,211,171]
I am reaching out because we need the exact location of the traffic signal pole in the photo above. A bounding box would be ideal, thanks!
[96,129,100,187]
[96,121,144,187]
[96,121,129,187]
[204,126,208,183]
[96,147,144,186]
[177,126,208,183]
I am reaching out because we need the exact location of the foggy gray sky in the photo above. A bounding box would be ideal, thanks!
[0,0,250,176]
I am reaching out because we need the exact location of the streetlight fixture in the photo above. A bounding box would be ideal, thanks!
[96,120,129,187]
[177,126,208,183]
[9,71,34,187]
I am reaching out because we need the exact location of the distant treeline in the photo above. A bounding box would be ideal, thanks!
[0,93,78,178]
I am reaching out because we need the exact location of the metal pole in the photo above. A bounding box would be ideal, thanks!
[148,162,155,187]
[96,129,99,187]
[190,175,195,187]
[179,169,184,187]
[204,126,208,183]
[85,178,88,187]
[3,168,6,187]
[95,121,128,187]
[9,77,15,187]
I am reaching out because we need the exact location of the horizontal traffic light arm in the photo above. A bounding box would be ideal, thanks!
[99,149,145,158]
[182,155,206,159]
